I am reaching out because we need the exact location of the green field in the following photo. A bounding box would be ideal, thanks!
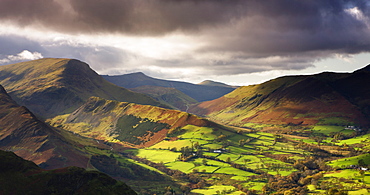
[134,149,180,163]
[191,185,240,195]
[121,120,370,195]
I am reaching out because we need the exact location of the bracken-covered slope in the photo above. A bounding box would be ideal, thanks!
[0,85,89,169]
[0,58,167,118]
[130,85,198,111]
[0,150,136,195]
[190,65,370,127]
[102,72,235,102]
[48,96,217,148]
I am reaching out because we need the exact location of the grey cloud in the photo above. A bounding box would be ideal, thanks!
[1,0,370,78]
[2,0,369,53]
[0,35,44,57]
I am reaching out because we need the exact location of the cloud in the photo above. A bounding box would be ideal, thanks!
[0,50,43,64]
[0,0,370,82]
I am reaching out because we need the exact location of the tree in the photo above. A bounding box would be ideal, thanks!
[202,159,208,165]
[180,185,191,194]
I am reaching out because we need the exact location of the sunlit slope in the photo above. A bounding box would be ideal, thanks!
[0,58,167,118]
[130,85,198,110]
[0,85,89,169]
[190,66,370,127]
[48,96,215,147]
[102,72,235,102]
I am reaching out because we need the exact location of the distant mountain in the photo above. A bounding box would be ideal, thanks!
[0,150,136,195]
[130,85,198,111]
[48,96,217,148]
[0,58,167,118]
[198,80,237,88]
[190,65,370,127]
[102,72,235,102]
[0,84,89,169]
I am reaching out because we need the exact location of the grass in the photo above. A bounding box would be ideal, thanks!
[215,167,256,176]
[150,139,197,149]
[217,153,242,162]
[328,153,370,168]
[312,125,344,135]
[337,134,370,145]
[191,185,238,195]
[135,149,180,163]
[165,161,195,173]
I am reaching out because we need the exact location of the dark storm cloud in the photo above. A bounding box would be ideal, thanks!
[1,0,369,50]
[1,0,367,35]
[1,0,370,76]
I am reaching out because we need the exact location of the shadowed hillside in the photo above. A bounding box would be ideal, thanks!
[190,65,370,128]
[130,85,198,111]
[0,150,136,195]
[0,58,168,118]
[102,72,235,102]
[0,84,90,169]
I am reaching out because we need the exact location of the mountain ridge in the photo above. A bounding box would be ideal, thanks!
[0,58,168,118]
[102,72,236,102]
[190,65,370,128]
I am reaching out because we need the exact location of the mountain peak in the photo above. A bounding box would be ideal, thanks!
[198,80,236,88]
[0,58,166,117]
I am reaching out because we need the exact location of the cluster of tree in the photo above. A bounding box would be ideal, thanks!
[261,171,312,194]
[177,142,204,161]
[232,184,259,195]
[294,141,335,158]
[293,157,332,172]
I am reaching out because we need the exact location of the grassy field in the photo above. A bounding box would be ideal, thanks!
[115,120,370,195]
[328,153,370,168]
[191,185,241,195]
[134,149,180,163]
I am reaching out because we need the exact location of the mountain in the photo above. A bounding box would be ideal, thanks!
[190,65,370,128]
[0,84,90,169]
[48,96,216,148]
[0,150,136,195]
[198,80,237,88]
[0,84,177,193]
[130,85,198,111]
[102,72,235,102]
[0,58,167,118]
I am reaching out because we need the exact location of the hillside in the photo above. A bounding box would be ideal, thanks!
[0,150,136,195]
[0,84,89,169]
[48,96,216,148]
[0,58,167,118]
[198,80,237,88]
[190,66,370,128]
[52,96,370,194]
[102,72,235,102]
[130,85,198,111]
[0,84,181,194]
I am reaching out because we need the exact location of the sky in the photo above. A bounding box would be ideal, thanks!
[0,0,370,86]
